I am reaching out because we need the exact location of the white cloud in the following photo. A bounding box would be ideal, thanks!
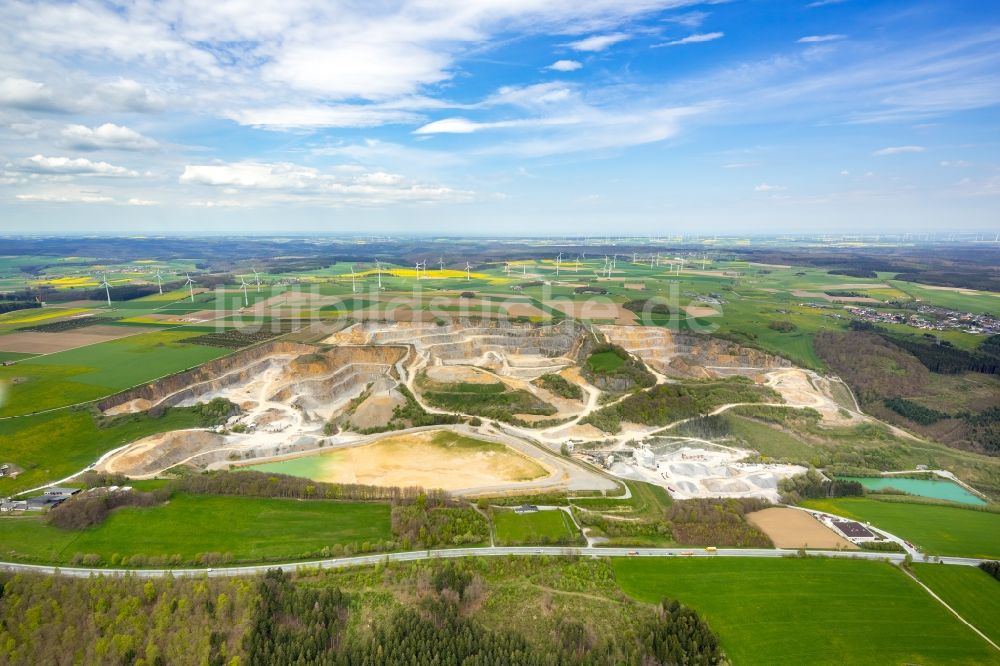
[224,105,420,130]
[840,170,850,175]
[566,33,629,52]
[180,160,475,206]
[88,79,164,113]
[940,160,972,167]
[127,198,159,206]
[655,32,724,47]
[754,183,786,192]
[16,155,139,177]
[262,42,451,100]
[797,34,846,43]
[662,11,710,29]
[873,145,925,156]
[16,191,114,203]
[61,124,158,151]
[0,77,59,111]
[547,60,583,72]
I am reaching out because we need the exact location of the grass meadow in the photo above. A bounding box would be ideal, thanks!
[0,494,392,565]
[493,509,580,545]
[800,497,1000,558]
[614,557,997,665]
[0,330,228,416]
[911,563,1000,645]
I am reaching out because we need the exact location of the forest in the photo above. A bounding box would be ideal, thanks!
[0,560,726,666]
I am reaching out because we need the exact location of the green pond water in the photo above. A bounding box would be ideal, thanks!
[840,476,986,506]
[248,453,335,480]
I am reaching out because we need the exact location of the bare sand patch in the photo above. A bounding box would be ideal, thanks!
[684,305,721,318]
[0,325,156,353]
[293,430,549,491]
[425,365,499,384]
[747,507,857,550]
[547,301,637,324]
[102,429,226,476]
[350,389,406,430]
[623,283,646,290]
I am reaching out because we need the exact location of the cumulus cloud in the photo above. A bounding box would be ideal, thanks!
[61,123,158,151]
[873,145,925,156]
[16,155,139,177]
[546,60,583,72]
[797,34,846,43]
[127,198,159,206]
[0,77,60,111]
[655,32,723,47]
[179,160,474,206]
[754,183,786,192]
[566,33,629,52]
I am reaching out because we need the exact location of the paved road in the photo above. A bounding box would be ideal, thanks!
[0,546,984,579]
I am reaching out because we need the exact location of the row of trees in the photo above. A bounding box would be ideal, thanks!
[173,470,452,505]
[779,469,864,504]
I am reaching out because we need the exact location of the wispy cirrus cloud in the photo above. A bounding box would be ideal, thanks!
[566,33,630,52]
[654,32,723,47]
[873,145,925,156]
[798,34,846,43]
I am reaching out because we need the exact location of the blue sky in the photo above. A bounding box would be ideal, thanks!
[1,0,998,235]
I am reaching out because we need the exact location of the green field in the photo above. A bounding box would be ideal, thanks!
[586,350,625,373]
[800,497,1000,558]
[0,408,219,494]
[911,563,1000,645]
[493,509,580,545]
[0,331,228,416]
[0,494,392,565]
[614,557,997,665]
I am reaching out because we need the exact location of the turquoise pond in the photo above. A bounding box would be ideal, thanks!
[840,476,987,506]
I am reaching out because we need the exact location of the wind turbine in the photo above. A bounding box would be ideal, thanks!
[649,254,655,269]
[504,261,510,275]
[238,275,250,308]
[350,265,357,293]
[375,260,383,289]
[701,256,708,270]
[414,260,422,280]
[465,261,473,281]
[153,269,163,294]
[438,257,445,271]
[575,255,580,272]
[251,266,261,292]
[555,252,563,276]
[99,273,111,306]
[185,273,196,302]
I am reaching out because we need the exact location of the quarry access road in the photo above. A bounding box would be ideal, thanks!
[0,546,985,579]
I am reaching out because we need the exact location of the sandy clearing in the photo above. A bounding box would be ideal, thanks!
[623,283,646,290]
[747,507,857,550]
[425,365,500,384]
[102,429,226,476]
[278,430,550,491]
[546,301,637,324]
[350,389,406,430]
[0,325,157,353]
[684,305,721,318]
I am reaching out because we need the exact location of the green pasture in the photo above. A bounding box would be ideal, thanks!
[0,407,218,495]
[493,509,580,545]
[0,331,228,416]
[614,557,997,666]
[0,494,392,565]
[800,497,1000,558]
[911,563,1000,645]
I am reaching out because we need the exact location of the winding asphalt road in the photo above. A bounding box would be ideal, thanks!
[0,546,984,579]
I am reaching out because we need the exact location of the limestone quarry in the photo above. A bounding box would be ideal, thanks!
[92,319,864,502]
